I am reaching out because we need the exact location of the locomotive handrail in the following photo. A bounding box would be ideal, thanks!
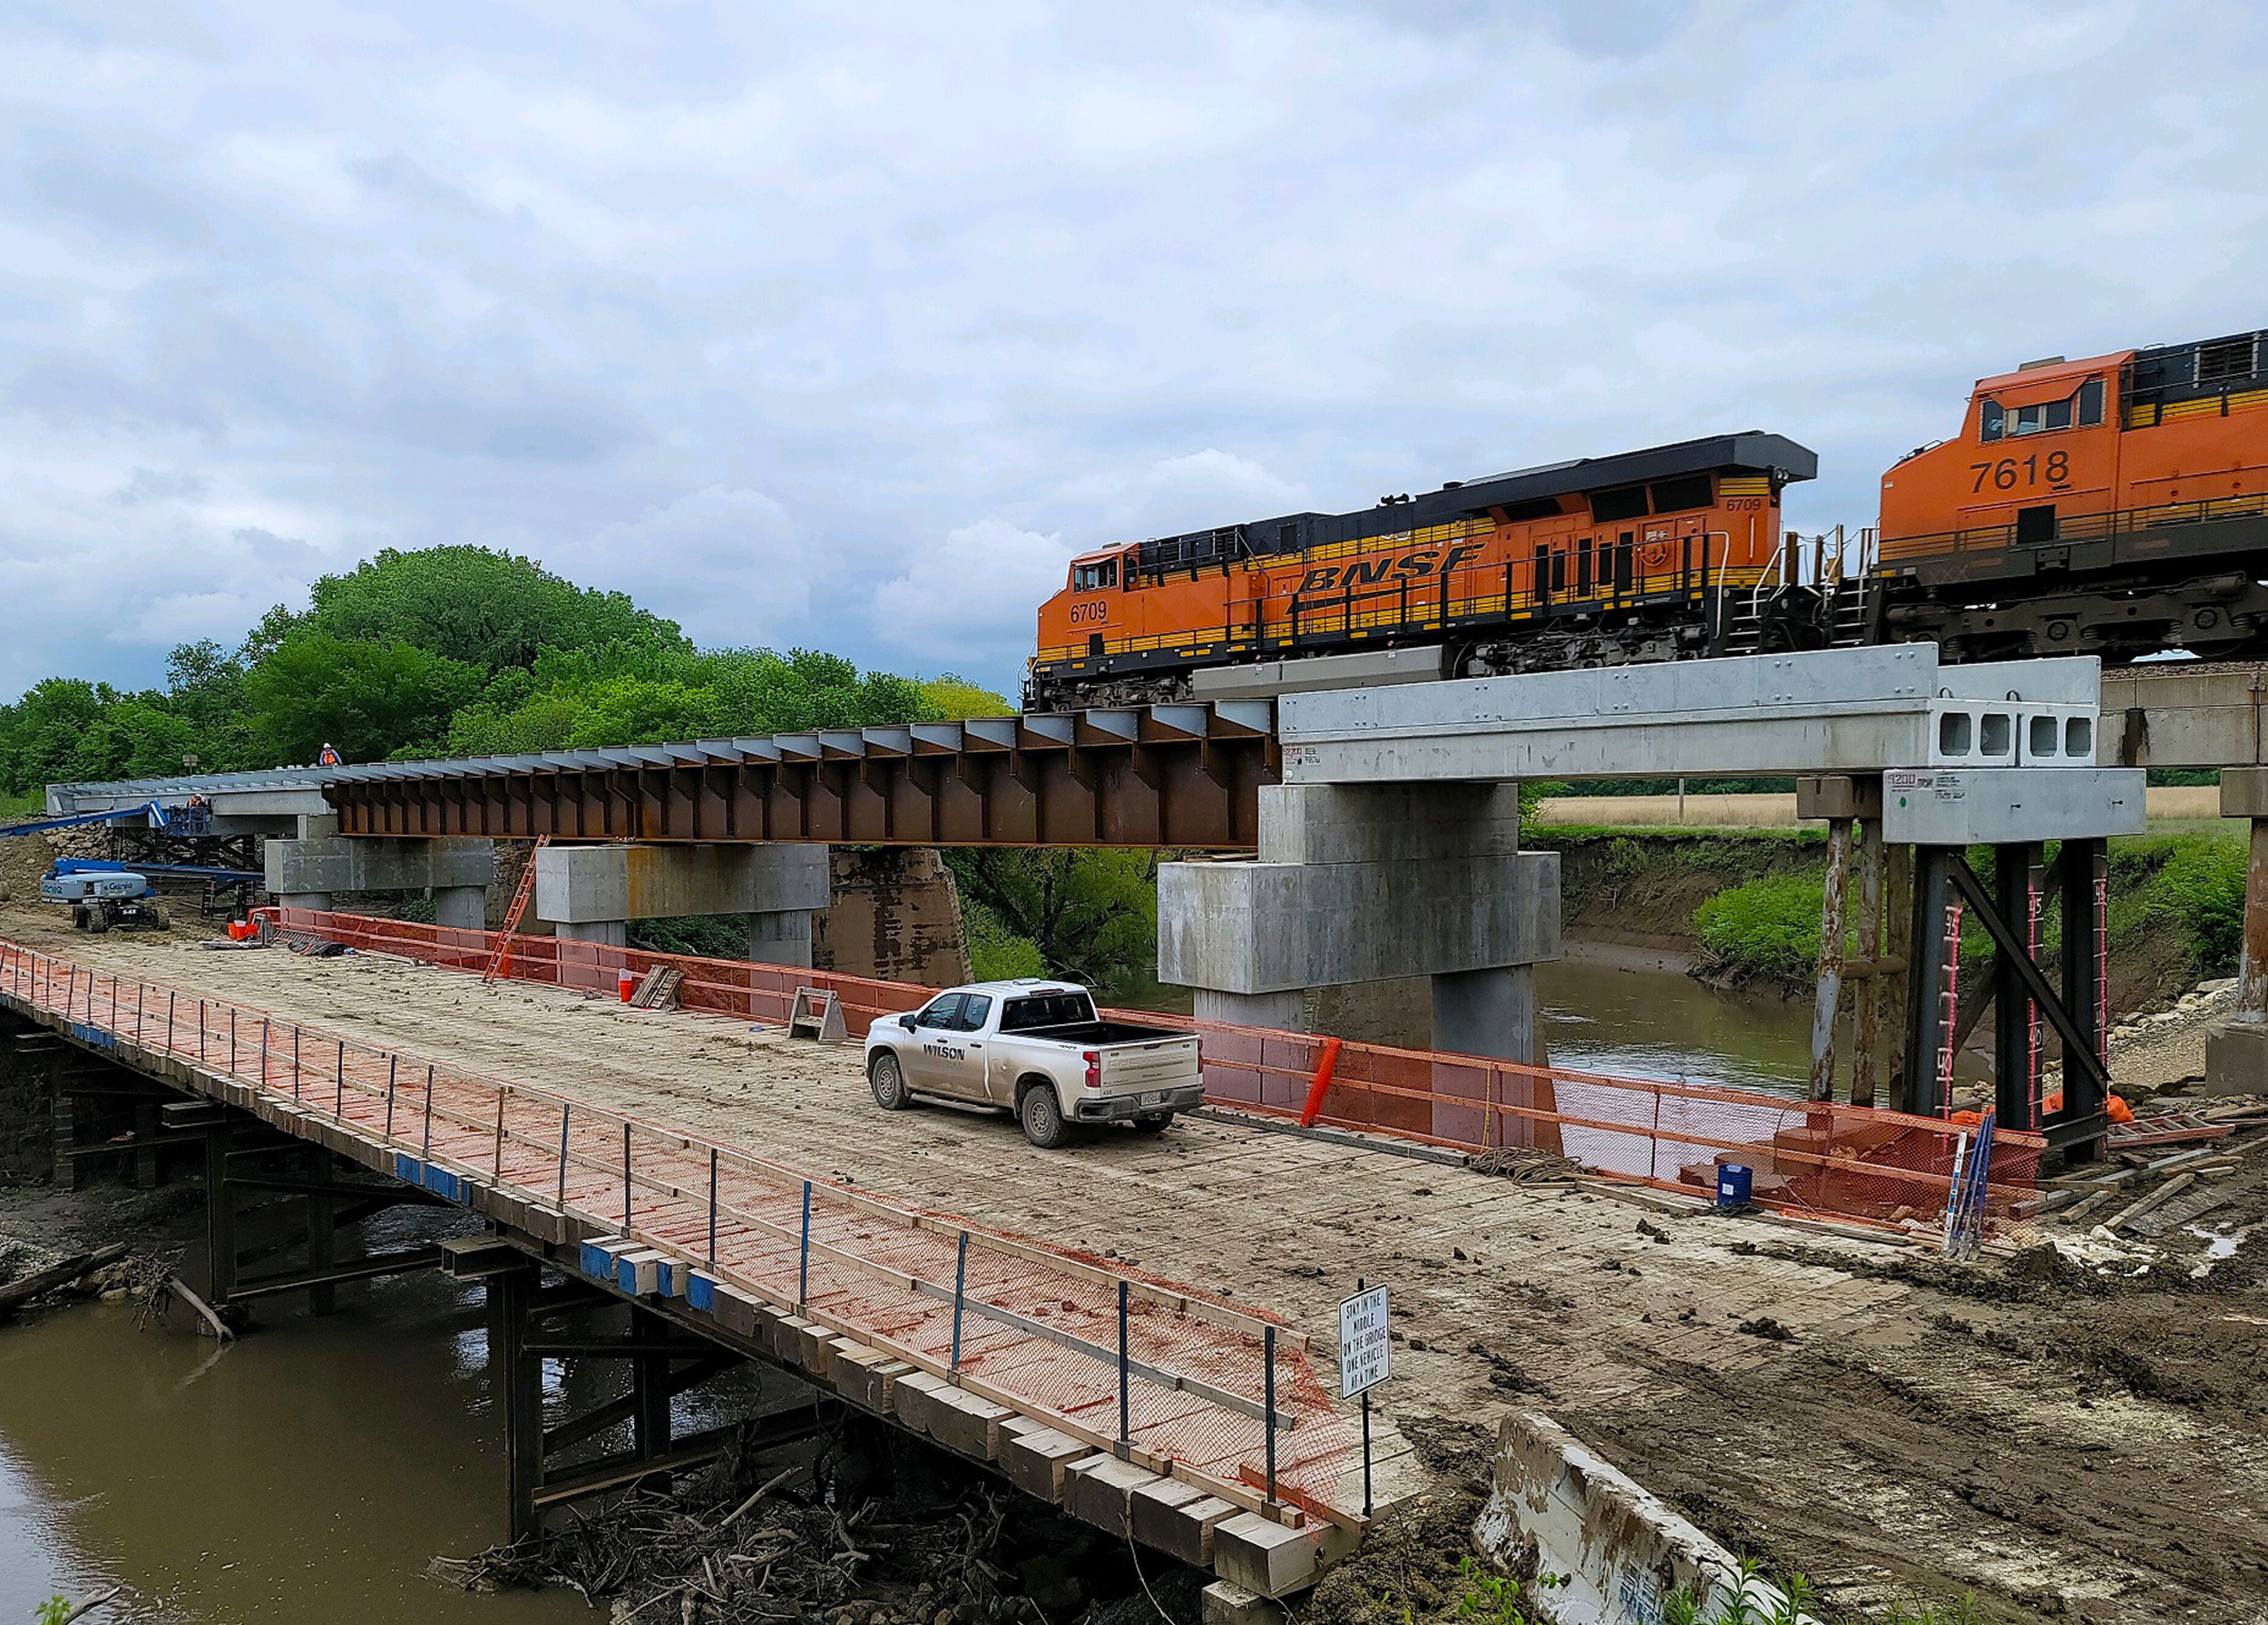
[1880,493,2268,561]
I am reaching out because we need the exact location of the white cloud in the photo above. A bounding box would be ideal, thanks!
[568,484,815,646]
[0,0,2263,705]
[867,518,1078,670]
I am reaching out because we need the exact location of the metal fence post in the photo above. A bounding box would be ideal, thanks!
[229,1009,237,1072]
[621,1121,632,1236]
[337,1040,346,1119]
[291,1025,299,1095]
[494,1091,505,1176]
[385,1056,397,1140]
[1263,1325,1277,1507]
[951,1231,969,1378]
[422,1063,435,1160]
[167,992,176,1052]
[707,1148,719,1268]
[797,1180,812,1308]
[1119,1279,1131,1449]
[557,1104,571,1211]
[199,1000,206,1061]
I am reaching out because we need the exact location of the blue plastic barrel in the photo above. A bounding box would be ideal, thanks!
[1716,1163,1754,1210]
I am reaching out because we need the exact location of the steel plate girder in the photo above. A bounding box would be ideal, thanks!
[322,703,1278,847]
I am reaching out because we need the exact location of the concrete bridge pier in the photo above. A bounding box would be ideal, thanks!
[264,814,495,925]
[1158,783,1559,1066]
[533,843,831,968]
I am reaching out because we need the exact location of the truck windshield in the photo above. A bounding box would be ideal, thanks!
[1000,992,1095,1030]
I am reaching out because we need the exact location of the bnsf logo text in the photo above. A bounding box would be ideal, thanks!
[1296,543,1481,594]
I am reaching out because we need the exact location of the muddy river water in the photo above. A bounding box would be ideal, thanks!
[0,955,1816,1622]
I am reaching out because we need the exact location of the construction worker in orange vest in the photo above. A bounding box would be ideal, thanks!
[318,742,341,767]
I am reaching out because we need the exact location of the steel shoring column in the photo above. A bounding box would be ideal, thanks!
[1809,817,1853,1101]
[305,1146,337,1317]
[631,1306,673,1468]
[1899,847,1958,1118]
[2056,837,2109,1160]
[1947,848,2111,1158]
[1993,844,2045,1133]
[203,1123,237,1309]
[1881,841,1914,1099]
[490,1262,543,1543]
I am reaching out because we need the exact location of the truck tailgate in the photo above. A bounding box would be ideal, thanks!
[1097,1035,1201,1093]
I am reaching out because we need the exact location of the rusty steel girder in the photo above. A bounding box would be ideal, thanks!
[321,703,1279,848]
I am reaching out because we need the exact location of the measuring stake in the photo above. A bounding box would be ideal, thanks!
[797,1180,812,1308]
[1264,1325,1277,1507]
[951,1231,969,1378]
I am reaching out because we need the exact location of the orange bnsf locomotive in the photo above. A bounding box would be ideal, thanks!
[1872,328,2268,661]
[1027,432,1816,709]
[1026,326,2268,709]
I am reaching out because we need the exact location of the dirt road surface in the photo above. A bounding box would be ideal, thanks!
[7,905,2264,1623]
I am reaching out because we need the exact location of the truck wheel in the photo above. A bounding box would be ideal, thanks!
[1018,1084,1069,1150]
[1132,1111,1173,1133]
[868,1052,911,1111]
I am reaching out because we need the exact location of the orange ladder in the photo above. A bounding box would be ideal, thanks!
[481,835,551,984]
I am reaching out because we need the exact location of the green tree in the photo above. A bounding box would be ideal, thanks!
[243,635,484,765]
[947,848,1159,989]
[278,545,688,672]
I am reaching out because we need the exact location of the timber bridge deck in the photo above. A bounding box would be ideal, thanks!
[0,904,2047,1604]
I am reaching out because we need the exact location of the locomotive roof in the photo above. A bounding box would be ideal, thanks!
[1139,431,1816,564]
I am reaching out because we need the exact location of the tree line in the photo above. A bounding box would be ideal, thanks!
[0,545,1156,989]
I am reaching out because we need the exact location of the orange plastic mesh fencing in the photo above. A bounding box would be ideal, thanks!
[1133,1009,2045,1230]
[0,937,1354,1522]
[260,908,2043,1231]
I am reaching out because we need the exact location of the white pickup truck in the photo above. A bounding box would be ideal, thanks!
[863,980,1205,1148]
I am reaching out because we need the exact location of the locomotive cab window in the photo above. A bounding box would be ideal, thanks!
[1071,559,1119,592]
[1981,379,2105,444]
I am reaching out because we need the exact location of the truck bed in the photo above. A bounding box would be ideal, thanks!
[1011,1019,1190,1046]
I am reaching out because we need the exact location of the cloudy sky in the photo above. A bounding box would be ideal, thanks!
[2,0,2263,701]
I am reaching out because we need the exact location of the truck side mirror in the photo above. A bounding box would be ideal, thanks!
[899,1013,916,1030]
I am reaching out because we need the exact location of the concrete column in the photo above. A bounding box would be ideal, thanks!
[1158,784,1559,1041]
[279,892,334,912]
[434,886,488,931]
[533,843,828,967]
[1194,989,1311,1032]
[1431,965,1537,1065]
[747,910,813,969]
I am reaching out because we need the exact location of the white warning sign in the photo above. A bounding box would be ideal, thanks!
[1338,1285,1392,1398]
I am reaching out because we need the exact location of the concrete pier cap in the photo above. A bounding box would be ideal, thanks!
[533,842,830,968]
[1158,782,1558,1063]
[265,817,495,918]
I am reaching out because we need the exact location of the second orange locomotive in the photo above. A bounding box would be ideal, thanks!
[1029,433,1814,709]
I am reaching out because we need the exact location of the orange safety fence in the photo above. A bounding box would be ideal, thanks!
[0,936,1355,1525]
[1154,1014,2046,1230]
[261,908,2044,1231]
